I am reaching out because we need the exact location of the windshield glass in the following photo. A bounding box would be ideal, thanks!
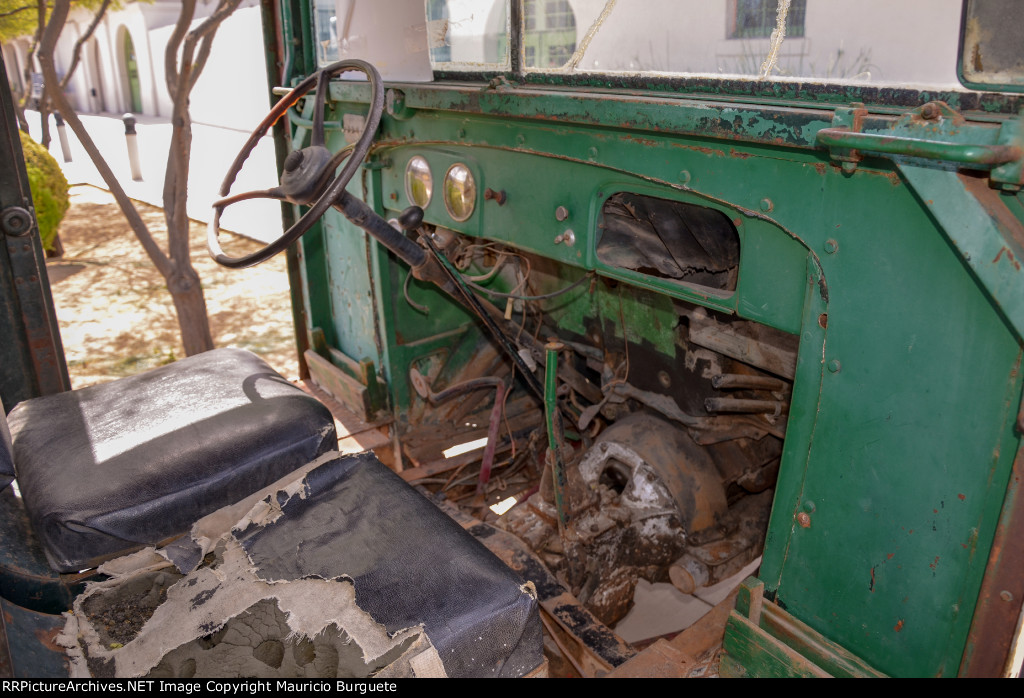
[315,1,966,90]
[431,0,965,89]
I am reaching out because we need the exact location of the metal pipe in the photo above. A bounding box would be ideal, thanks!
[408,370,507,495]
[545,342,570,527]
[704,397,785,415]
[477,381,506,494]
[711,373,787,391]
[816,127,1021,168]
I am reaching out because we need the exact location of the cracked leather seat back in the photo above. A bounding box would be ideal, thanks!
[5,347,337,573]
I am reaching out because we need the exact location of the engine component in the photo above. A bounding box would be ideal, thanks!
[562,413,727,625]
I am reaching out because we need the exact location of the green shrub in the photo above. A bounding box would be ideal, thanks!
[19,131,69,252]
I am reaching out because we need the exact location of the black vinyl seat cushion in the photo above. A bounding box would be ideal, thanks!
[6,348,337,573]
[231,452,544,677]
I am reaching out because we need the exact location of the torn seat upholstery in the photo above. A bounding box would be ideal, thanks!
[67,452,544,678]
[5,347,336,573]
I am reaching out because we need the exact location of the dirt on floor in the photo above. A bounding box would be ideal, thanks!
[48,185,299,389]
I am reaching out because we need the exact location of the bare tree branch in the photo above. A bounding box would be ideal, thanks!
[164,0,242,263]
[31,0,50,146]
[0,5,34,20]
[39,0,172,277]
[59,0,112,91]
[164,0,196,102]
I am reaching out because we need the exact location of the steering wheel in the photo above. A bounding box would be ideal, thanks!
[208,60,384,269]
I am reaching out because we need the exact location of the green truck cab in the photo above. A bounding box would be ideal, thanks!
[3,0,1023,679]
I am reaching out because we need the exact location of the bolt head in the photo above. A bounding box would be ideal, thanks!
[1,207,32,236]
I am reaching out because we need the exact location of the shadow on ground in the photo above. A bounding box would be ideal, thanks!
[49,185,299,388]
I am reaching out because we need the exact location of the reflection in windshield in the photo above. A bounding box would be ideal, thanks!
[425,0,964,88]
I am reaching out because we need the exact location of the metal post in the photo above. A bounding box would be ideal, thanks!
[53,112,72,163]
[122,113,143,181]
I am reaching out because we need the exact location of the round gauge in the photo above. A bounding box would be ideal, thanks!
[405,156,433,208]
[443,163,477,222]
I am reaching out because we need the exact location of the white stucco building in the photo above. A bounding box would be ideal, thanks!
[3,0,272,130]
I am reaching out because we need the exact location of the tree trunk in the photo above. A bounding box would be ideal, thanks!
[167,263,215,356]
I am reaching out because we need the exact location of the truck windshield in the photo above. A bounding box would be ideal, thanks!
[315,0,969,90]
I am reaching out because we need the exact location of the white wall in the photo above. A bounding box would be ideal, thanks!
[54,0,269,130]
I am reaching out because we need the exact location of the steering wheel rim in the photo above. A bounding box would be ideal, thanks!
[208,59,384,269]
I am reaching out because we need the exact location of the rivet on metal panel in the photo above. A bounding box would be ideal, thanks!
[797,512,811,528]
[824,239,838,254]
[1000,590,1013,602]
[759,198,773,212]
[827,359,841,373]
[516,134,525,146]
[678,170,691,183]
[588,146,598,162]
[803,501,816,513]
[555,206,569,221]
[457,128,467,139]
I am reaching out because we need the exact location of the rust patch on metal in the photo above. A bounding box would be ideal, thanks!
[869,566,876,592]
[958,493,966,501]
[894,619,904,632]
[620,134,659,148]
[728,148,751,160]
[993,247,1022,271]
[688,145,720,157]
[959,396,1024,676]
[812,162,827,176]
[959,172,1024,252]
[796,512,811,528]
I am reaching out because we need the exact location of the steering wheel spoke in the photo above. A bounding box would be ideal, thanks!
[208,60,384,269]
[212,187,288,209]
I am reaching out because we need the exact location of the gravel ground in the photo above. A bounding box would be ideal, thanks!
[47,185,299,388]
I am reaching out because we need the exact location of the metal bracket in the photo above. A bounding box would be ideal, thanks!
[818,102,1023,184]
[821,103,867,173]
[991,112,1024,191]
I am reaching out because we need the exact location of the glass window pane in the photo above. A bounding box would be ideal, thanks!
[428,0,511,70]
[524,0,963,89]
